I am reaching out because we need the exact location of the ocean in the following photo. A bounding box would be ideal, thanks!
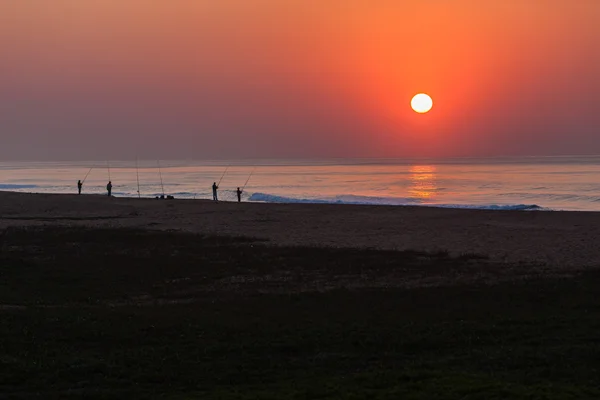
[1,156,600,211]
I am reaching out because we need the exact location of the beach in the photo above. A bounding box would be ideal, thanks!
[3,191,600,398]
[2,190,599,267]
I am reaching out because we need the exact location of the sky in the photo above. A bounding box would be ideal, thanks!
[1,1,599,160]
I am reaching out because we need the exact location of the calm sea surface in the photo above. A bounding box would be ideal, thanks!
[1,157,600,211]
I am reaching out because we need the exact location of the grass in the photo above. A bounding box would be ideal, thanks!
[1,226,600,399]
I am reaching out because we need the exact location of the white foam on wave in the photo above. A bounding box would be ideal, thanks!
[249,192,423,205]
[435,203,543,211]
[0,184,38,189]
[248,192,544,211]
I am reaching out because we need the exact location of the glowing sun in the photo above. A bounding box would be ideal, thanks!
[411,93,433,113]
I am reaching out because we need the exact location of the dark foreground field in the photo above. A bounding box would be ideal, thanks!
[1,227,600,399]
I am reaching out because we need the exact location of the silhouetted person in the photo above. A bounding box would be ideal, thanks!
[236,187,242,202]
[77,180,82,195]
[107,181,112,197]
[212,182,218,201]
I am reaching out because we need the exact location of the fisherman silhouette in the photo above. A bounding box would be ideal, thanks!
[236,187,242,203]
[107,181,112,197]
[212,182,219,201]
[77,180,82,195]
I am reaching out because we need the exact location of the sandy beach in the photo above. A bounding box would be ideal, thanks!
[4,190,600,398]
[1,190,599,267]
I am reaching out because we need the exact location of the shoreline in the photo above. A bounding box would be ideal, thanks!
[0,189,572,211]
[2,190,600,267]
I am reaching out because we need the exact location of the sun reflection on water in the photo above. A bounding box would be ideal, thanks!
[408,165,437,200]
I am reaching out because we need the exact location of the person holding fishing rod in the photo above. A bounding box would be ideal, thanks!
[236,167,256,203]
[106,160,113,197]
[78,167,94,195]
[212,182,219,201]
[212,165,229,202]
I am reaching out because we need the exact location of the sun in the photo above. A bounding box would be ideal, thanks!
[411,93,433,114]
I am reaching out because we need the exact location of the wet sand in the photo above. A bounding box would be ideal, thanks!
[1,190,599,267]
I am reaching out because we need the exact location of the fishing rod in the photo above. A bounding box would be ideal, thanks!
[157,160,165,197]
[107,160,111,181]
[217,164,230,187]
[241,166,256,192]
[135,157,141,198]
[81,167,93,184]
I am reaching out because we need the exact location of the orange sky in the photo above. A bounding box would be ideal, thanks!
[1,1,599,160]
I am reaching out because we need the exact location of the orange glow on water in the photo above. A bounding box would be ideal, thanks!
[408,165,437,200]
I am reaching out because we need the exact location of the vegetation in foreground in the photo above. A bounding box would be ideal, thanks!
[1,226,600,399]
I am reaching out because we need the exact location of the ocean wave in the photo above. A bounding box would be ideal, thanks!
[145,191,199,197]
[0,184,38,189]
[436,204,543,211]
[498,192,600,202]
[108,191,201,198]
[249,193,422,205]
[248,192,543,210]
